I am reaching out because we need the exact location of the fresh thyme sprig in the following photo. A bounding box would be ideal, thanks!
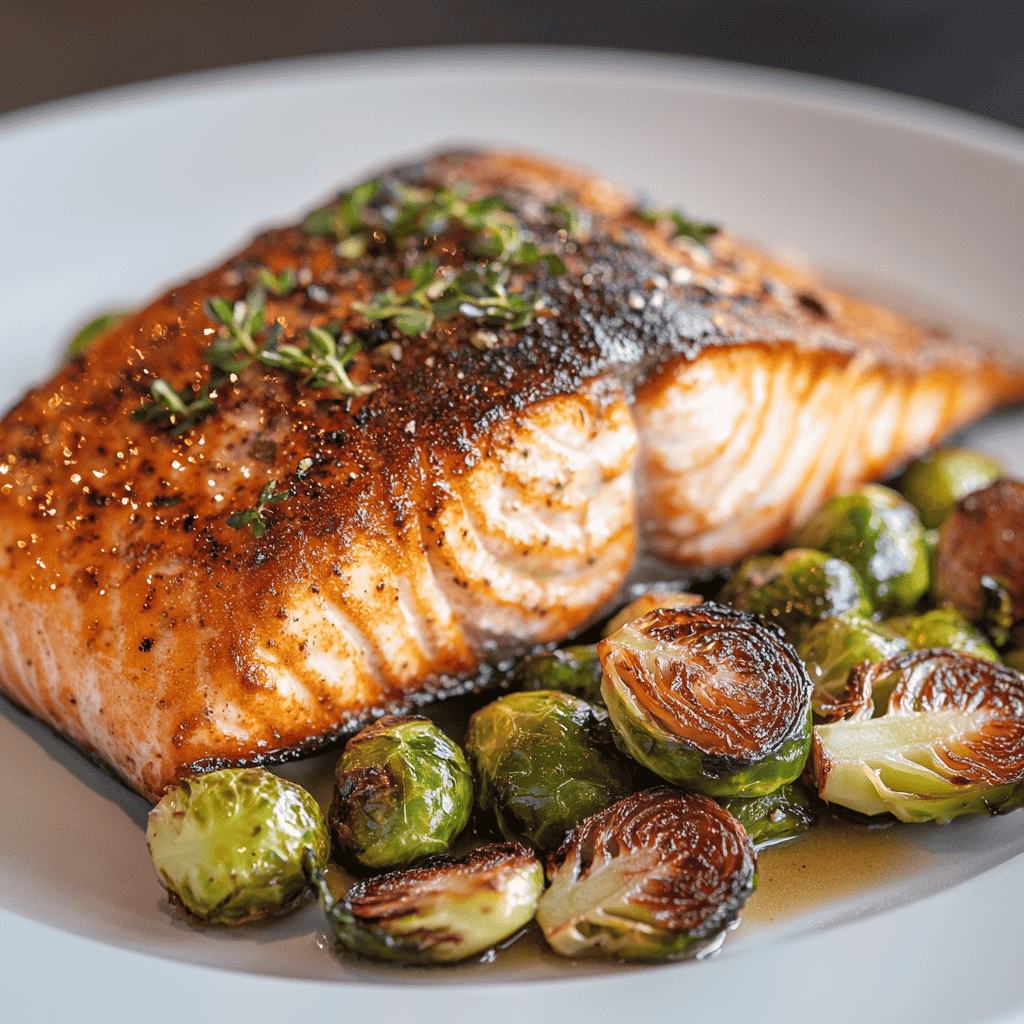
[135,281,373,433]
[225,479,292,539]
[635,205,719,247]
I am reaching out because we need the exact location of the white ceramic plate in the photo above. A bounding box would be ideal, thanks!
[2,48,1023,1024]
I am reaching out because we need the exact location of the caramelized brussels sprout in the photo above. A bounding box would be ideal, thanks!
[931,479,1024,627]
[464,691,634,849]
[602,590,702,637]
[793,484,930,615]
[146,767,329,925]
[329,715,473,871]
[536,788,756,961]
[514,644,604,704]
[797,612,908,717]
[810,649,1024,823]
[314,842,543,964]
[885,608,999,662]
[717,783,816,846]
[897,447,1004,529]
[599,603,813,797]
[718,548,872,639]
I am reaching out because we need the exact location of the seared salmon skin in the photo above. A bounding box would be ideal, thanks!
[1,150,1021,801]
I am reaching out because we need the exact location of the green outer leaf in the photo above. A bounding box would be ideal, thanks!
[884,607,999,662]
[464,691,633,850]
[793,484,930,615]
[146,768,329,925]
[331,718,474,870]
[717,783,816,846]
[65,310,130,359]
[513,645,604,705]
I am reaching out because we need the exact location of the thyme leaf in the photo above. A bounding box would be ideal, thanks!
[636,205,719,247]
[226,479,292,539]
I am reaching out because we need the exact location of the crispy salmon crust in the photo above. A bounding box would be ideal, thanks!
[1,149,1022,801]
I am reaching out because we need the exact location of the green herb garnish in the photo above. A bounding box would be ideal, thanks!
[226,479,292,539]
[636,205,719,247]
[65,309,131,360]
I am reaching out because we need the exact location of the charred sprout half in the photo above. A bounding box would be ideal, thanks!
[536,788,757,961]
[897,447,1005,530]
[146,767,329,925]
[792,484,930,615]
[810,649,1024,823]
[931,479,1024,631]
[514,645,605,705]
[885,608,999,662]
[314,842,543,964]
[599,603,813,797]
[464,690,634,850]
[329,715,473,871]
[717,548,872,640]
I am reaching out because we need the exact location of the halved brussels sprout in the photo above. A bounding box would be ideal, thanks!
[146,767,329,925]
[931,479,1024,627]
[314,842,543,964]
[810,649,1024,823]
[536,788,756,961]
[797,612,908,718]
[885,608,999,662]
[514,644,604,705]
[599,603,813,797]
[897,447,1004,530]
[602,590,702,638]
[329,715,473,871]
[792,484,930,615]
[717,548,872,639]
[464,690,634,850]
[717,783,816,846]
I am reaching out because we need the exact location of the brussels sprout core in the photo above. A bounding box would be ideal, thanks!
[146,767,329,925]
[536,788,756,961]
[329,715,473,871]
[465,691,634,849]
[315,842,543,964]
[599,603,813,797]
[811,649,1024,823]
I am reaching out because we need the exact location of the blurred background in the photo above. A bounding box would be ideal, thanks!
[1,0,1023,129]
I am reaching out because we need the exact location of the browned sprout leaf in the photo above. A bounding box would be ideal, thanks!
[536,788,756,961]
[315,842,543,964]
[811,648,1024,822]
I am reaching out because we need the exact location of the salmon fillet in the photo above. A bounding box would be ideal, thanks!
[1,149,1022,801]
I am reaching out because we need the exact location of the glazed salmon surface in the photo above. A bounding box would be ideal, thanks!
[1,149,1022,801]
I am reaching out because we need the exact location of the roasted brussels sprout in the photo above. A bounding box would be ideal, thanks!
[599,603,813,797]
[602,590,702,637]
[717,783,816,846]
[797,612,908,717]
[1005,648,1024,673]
[329,715,473,871]
[315,842,543,964]
[536,788,756,961]
[810,649,1024,823]
[146,767,329,925]
[792,484,930,615]
[514,644,604,704]
[931,479,1024,628]
[885,608,999,662]
[897,447,1004,529]
[717,548,872,639]
[464,690,634,850]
